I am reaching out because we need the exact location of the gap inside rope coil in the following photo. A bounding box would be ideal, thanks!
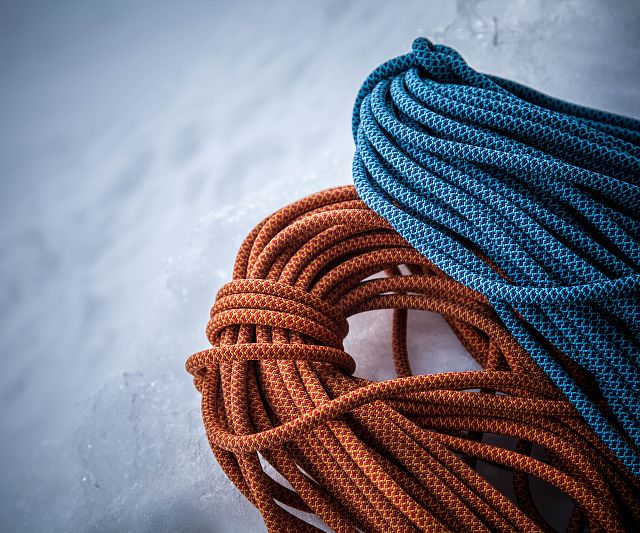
[187,186,639,532]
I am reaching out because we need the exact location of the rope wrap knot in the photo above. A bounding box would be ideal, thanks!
[209,278,349,348]
[187,278,355,390]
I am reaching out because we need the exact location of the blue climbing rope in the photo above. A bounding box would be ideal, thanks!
[352,37,640,476]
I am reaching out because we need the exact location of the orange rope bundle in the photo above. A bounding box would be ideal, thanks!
[186,186,639,532]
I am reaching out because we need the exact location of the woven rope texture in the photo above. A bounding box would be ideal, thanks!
[352,38,640,476]
[187,186,639,532]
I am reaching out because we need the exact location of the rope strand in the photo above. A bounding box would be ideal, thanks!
[187,186,639,532]
[351,38,640,476]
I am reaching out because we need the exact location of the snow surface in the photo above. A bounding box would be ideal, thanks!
[1,0,639,531]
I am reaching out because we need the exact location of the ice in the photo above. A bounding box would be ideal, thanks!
[1,1,638,531]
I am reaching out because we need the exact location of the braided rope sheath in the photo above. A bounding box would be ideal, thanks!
[351,38,640,476]
[187,186,639,532]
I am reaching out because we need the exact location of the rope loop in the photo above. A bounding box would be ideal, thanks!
[412,38,456,83]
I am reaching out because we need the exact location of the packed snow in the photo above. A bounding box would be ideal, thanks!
[1,0,638,531]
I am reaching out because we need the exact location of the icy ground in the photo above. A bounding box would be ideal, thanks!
[0,1,638,531]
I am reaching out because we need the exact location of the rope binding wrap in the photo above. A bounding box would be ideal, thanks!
[352,37,640,476]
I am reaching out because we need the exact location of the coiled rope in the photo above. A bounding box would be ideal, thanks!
[352,38,640,476]
[187,186,639,532]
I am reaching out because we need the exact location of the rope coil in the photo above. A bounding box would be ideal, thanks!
[352,38,640,476]
[187,186,639,532]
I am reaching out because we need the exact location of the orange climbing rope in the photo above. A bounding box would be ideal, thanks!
[186,186,639,532]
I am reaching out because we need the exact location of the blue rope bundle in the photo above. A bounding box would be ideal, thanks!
[352,38,640,476]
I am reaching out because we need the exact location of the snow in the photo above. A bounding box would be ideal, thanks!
[0,0,638,531]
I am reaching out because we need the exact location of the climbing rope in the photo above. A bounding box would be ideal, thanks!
[187,186,639,532]
[351,38,640,476]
